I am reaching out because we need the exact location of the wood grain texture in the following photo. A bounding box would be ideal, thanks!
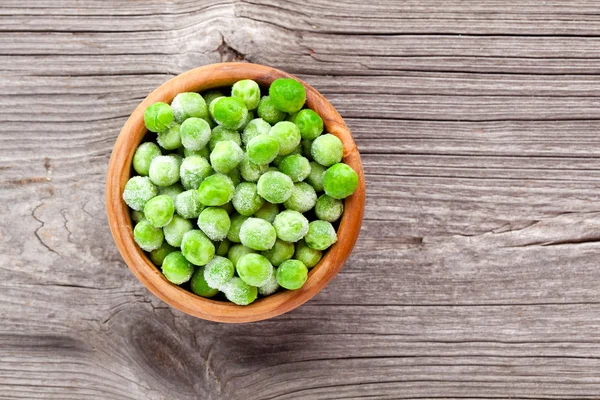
[2,0,600,398]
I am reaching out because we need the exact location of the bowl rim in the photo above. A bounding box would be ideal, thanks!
[105,62,365,323]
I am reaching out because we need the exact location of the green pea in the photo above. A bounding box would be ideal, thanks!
[181,230,215,266]
[269,121,301,155]
[130,209,145,224]
[210,97,248,130]
[239,154,268,182]
[223,277,257,306]
[180,155,213,190]
[239,217,277,251]
[256,171,294,204]
[210,140,244,174]
[203,90,225,108]
[305,161,325,192]
[133,142,162,176]
[123,176,158,211]
[247,134,279,165]
[283,182,317,213]
[163,214,193,247]
[269,78,306,113]
[149,242,177,266]
[220,201,235,215]
[236,253,273,287]
[174,189,204,219]
[242,118,272,145]
[294,239,322,268]
[227,244,256,267]
[183,146,210,158]
[157,123,182,150]
[261,239,295,267]
[239,110,255,130]
[180,117,211,151]
[278,154,311,182]
[323,163,359,199]
[232,79,261,110]
[276,259,308,290]
[215,238,231,257]
[253,202,279,223]
[227,168,242,186]
[148,155,181,187]
[228,213,249,243]
[301,139,313,160]
[203,255,235,290]
[171,92,208,123]
[198,207,231,241]
[209,126,242,151]
[258,267,280,296]
[162,251,195,285]
[315,194,344,222]
[291,109,323,140]
[144,102,174,133]
[311,134,343,167]
[273,210,309,242]
[197,173,235,206]
[232,182,264,216]
[158,182,184,202]
[257,95,286,124]
[143,195,175,228]
[190,267,219,297]
[134,219,164,251]
[305,220,337,250]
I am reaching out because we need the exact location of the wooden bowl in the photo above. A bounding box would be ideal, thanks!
[106,62,365,323]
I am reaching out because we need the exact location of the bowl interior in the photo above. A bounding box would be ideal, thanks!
[106,63,365,323]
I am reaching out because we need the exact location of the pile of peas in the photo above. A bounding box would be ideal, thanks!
[123,78,359,305]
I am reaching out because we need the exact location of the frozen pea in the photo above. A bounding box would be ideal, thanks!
[291,109,323,140]
[215,238,231,257]
[270,121,301,155]
[210,97,248,130]
[323,163,359,199]
[175,189,204,219]
[257,95,286,124]
[180,155,213,190]
[149,242,176,266]
[144,102,174,133]
[197,173,235,206]
[181,230,215,266]
[130,209,145,224]
[220,201,235,215]
[239,110,255,130]
[227,244,256,267]
[209,126,242,151]
[315,194,344,222]
[227,168,242,186]
[149,155,181,187]
[305,220,337,250]
[276,259,308,290]
[273,210,309,242]
[208,96,224,120]
[242,118,271,145]
[301,139,313,160]
[305,161,325,192]
[143,195,174,228]
[134,219,164,251]
[183,146,210,158]
[239,217,277,251]
[278,154,311,182]
[294,239,322,268]
[157,123,182,150]
[223,277,257,306]
[204,256,235,290]
[261,239,294,267]
[203,90,224,108]
[239,154,268,182]
[190,266,218,298]
[158,182,184,202]
[171,92,208,123]
[162,251,194,285]
[247,134,279,165]
[133,142,162,176]
[123,176,158,211]
[232,79,261,110]
[253,202,279,223]
[283,182,317,213]
[198,207,231,241]
[237,253,273,287]
[163,214,193,247]
[311,134,343,167]
[232,182,264,216]
[210,140,244,174]
[180,117,211,151]
[256,171,294,204]
[269,78,306,113]
[258,268,280,296]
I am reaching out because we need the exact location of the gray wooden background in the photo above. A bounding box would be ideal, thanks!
[3,1,600,398]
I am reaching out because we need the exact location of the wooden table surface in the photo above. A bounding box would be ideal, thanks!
[3,1,600,398]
